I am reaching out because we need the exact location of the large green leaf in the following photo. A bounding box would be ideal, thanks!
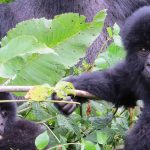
[1,18,52,46]
[0,11,106,85]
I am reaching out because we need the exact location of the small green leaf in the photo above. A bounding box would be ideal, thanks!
[35,131,49,150]
[113,35,123,47]
[107,27,113,38]
[113,23,120,35]
[55,81,75,99]
[97,130,109,145]
[83,140,97,150]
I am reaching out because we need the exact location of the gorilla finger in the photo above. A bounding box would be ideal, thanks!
[67,104,77,115]
[62,103,75,112]
[51,93,62,100]
[55,96,72,107]
[56,102,66,107]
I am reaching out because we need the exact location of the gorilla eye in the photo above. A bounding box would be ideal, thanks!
[1,111,7,118]
[138,48,149,57]
[141,48,146,51]
[139,48,149,53]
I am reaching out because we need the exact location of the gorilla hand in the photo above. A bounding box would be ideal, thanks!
[52,93,87,115]
[52,75,89,115]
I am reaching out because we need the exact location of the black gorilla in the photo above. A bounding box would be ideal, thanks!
[0,93,45,150]
[55,6,150,150]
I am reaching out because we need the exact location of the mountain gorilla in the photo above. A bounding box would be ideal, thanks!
[54,6,150,150]
[0,93,45,150]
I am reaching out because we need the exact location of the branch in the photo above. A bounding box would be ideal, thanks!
[73,89,99,99]
[0,86,33,92]
[0,86,99,100]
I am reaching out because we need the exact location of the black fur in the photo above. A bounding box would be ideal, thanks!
[55,6,150,150]
[0,93,45,150]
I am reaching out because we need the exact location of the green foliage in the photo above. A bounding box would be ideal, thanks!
[82,140,97,150]
[95,24,125,70]
[26,81,75,101]
[26,85,53,101]
[0,11,106,86]
[0,0,14,3]
[55,81,75,99]
[97,130,109,145]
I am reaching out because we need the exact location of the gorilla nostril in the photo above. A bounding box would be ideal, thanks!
[0,123,3,125]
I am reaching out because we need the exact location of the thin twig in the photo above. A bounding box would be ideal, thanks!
[47,143,82,150]
[43,123,61,144]
[0,99,80,104]
[74,89,98,99]
[18,106,31,113]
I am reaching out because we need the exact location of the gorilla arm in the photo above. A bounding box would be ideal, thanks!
[55,62,138,115]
